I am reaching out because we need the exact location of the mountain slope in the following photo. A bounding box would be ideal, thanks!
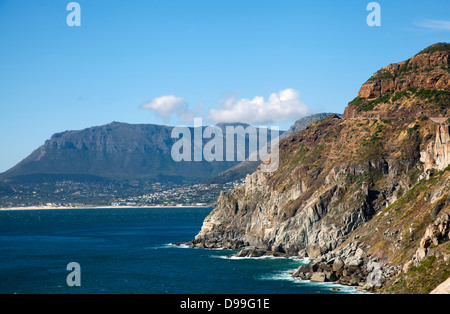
[208,113,342,184]
[191,43,450,293]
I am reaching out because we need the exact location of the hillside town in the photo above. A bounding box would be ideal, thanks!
[0,179,244,209]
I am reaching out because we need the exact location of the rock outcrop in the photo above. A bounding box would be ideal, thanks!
[291,241,400,290]
[358,43,450,100]
[412,208,450,267]
[421,122,450,171]
[344,43,450,120]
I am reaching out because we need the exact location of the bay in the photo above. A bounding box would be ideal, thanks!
[0,207,359,294]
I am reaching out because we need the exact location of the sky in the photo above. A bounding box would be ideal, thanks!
[0,0,449,172]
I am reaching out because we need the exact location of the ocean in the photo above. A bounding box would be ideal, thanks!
[0,207,361,294]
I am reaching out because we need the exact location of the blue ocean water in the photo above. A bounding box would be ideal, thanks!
[0,207,359,294]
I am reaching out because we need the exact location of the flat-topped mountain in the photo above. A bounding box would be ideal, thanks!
[192,43,450,294]
[0,122,271,184]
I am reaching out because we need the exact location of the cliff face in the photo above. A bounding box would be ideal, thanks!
[194,117,448,253]
[421,122,450,171]
[344,43,450,120]
[192,43,450,293]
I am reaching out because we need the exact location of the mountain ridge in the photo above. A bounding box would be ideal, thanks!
[207,113,342,184]
[191,43,450,294]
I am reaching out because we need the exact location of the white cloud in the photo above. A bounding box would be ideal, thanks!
[415,19,450,31]
[141,95,192,122]
[142,89,311,125]
[207,88,311,125]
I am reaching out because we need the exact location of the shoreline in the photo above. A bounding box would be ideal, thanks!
[182,243,368,294]
[0,205,214,211]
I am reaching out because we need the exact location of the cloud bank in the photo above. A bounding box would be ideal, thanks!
[208,89,310,124]
[142,88,311,125]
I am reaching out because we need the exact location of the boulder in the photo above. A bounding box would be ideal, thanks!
[345,256,363,267]
[235,248,266,257]
[310,272,326,283]
[235,249,250,257]
[307,244,326,258]
[415,247,427,262]
[354,248,365,258]
[292,265,309,277]
[332,257,344,272]
[350,274,363,286]
[402,260,413,273]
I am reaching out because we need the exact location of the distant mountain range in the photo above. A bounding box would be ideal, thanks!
[0,115,341,186]
[0,122,245,184]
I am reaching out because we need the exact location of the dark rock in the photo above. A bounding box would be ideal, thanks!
[236,247,267,258]
[325,271,337,282]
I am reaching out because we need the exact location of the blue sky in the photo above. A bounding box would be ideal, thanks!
[0,0,449,172]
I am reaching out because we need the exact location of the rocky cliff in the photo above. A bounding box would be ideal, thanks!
[357,43,450,101]
[344,42,450,120]
[191,43,450,294]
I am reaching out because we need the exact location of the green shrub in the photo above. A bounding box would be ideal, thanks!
[416,43,450,56]
[349,97,364,107]
[391,90,410,102]
[367,70,395,83]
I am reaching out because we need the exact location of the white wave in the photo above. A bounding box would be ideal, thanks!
[144,243,191,250]
[213,254,290,260]
[260,271,298,282]
[144,245,168,250]
[213,254,309,264]
[170,243,191,249]
[216,253,272,260]
[260,270,367,294]
[299,257,310,264]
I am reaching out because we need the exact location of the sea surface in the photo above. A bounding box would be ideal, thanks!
[0,207,360,294]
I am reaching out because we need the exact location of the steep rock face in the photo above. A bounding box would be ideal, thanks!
[421,122,450,171]
[193,115,442,254]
